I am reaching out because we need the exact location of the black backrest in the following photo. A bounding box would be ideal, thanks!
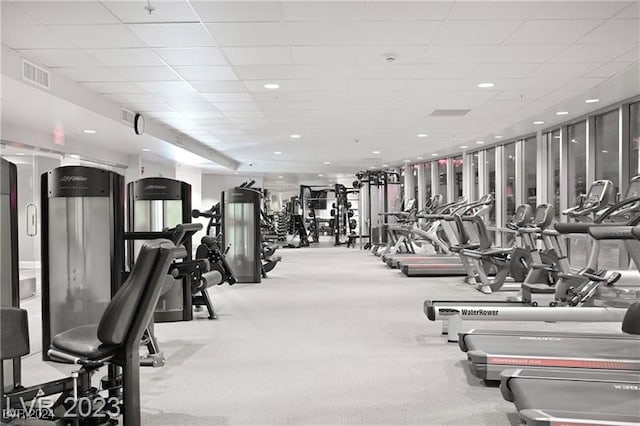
[622,302,640,335]
[98,239,175,346]
[0,307,29,360]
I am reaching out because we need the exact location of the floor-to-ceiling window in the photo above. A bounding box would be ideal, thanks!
[486,148,496,227]
[524,137,537,210]
[471,153,479,201]
[425,162,432,199]
[548,130,561,219]
[567,121,588,267]
[453,155,463,200]
[437,159,447,203]
[504,143,516,222]
[595,109,620,193]
[630,102,640,177]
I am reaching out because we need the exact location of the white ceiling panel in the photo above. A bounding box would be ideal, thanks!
[484,44,566,63]
[164,102,218,112]
[233,65,294,80]
[174,66,238,81]
[191,1,283,22]
[127,23,214,47]
[281,2,365,21]
[87,48,164,67]
[2,3,40,25]
[615,2,639,19]
[55,66,126,82]
[585,61,635,78]
[190,80,247,92]
[291,46,357,64]
[577,19,640,44]
[243,80,302,92]
[506,20,601,44]
[201,92,254,102]
[286,22,362,46]
[18,48,103,68]
[179,110,225,119]
[52,25,145,48]
[298,79,350,91]
[472,63,541,79]
[354,64,415,79]
[614,47,639,62]
[214,103,260,112]
[349,79,407,91]
[530,1,631,19]
[530,62,602,78]
[207,23,288,46]
[356,46,426,64]
[223,47,291,65]
[153,47,228,66]
[136,81,197,93]
[547,43,635,63]
[365,2,452,21]
[433,20,521,45]
[292,65,354,79]
[12,2,118,25]
[412,64,476,79]
[101,1,199,23]
[82,81,146,94]
[447,1,538,20]
[153,92,208,103]
[422,45,497,63]
[360,21,439,45]
[111,66,179,81]
[2,25,76,49]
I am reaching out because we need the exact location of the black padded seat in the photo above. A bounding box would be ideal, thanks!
[51,325,118,359]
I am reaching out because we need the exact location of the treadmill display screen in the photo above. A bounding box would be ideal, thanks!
[534,206,548,224]
[586,181,605,202]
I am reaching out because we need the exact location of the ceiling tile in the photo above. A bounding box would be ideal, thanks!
[528,62,602,78]
[281,2,365,21]
[191,1,283,22]
[2,3,40,25]
[484,44,567,63]
[214,103,260,111]
[615,2,639,19]
[223,47,291,65]
[180,110,225,119]
[291,46,357,64]
[360,21,439,45]
[153,92,208,103]
[2,25,75,49]
[136,81,197,93]
[243,80,302,92]
[127,23,214,47]
[101,1,199,23]
[163,102,218,112]
[585,61,634,78]
[356,46,426,64]
[433,20,521,45]
[52,25,146,48]
[550,44,636,63]
[298,79,350,91]
[153,47,228,66]
[354,64,415,79]
[55,67,126,82]
[83,81,146,94]
[412,64,476,79]
[365,2,451,21]
[18,49,103,68]
[350,79,407,91]
[286,22,362,46]
[87,48,164,67]
[232,65,294,80]
[207,23,288,46]
[506,20,601,44]
[530,1,631,19]
[174,66,238,80]
[13,2,117,24]
[201,92,254,102]
[471,63,541,79]
[222,110,265,118]
[422,45,497,63]
[614,47,639,62]
[190,80,247,92]
[447,1,538,20]
[577,19,640,44]
[111,66,179,81]
[293,65,354,79]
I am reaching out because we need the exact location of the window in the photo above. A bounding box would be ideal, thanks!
[524,137,537,210]
[471,153,479,201]
[631,102,640,177]
[486,148,496,226]
[504,143,516,221]
[548,130,561,218]
[568,121,587,206]
[425,162,432,198]
[595,109,620,193]
[437,159,447,203]
[453,155,463,200]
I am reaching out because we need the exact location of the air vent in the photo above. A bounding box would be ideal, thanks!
[429,109,471,117]
[21,59,50,90]
[120,108,135,127]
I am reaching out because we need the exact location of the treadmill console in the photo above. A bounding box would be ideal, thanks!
[510,204,534,227]
[533,204,554,229]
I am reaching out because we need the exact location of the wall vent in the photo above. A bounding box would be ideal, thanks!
[429,109,471,117]
[21,59,50,90]
[120,108,135,127]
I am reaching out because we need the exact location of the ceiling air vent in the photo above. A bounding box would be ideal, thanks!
[429,109,471,117]
[21,59,50,90]
[120,108,135,127]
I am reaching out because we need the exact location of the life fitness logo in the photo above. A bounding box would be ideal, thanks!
[60,176,88,183]
[144,185,167,191]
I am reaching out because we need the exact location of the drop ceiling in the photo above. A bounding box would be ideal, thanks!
[1,0,639,174]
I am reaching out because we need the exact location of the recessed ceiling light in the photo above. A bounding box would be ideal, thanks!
[417,156,423,159]
[382,164,388,167]
[372,150,381,154]
[318,174,324,177]
[290,134,301,139]
[585,98,600,104]
[460,145,468,149]
[533,121,545,125]
[417,133,428,138]
[274,151,282,155]
[264,83,280,89]
[278,175,283,179]
[477,83,495,88]
[369,166,375,169]
[476,140,485,145]
[15,152,25,156]
[431,153,438,156]
[70,154,81,159]
[602,150,609,153]
[141,148,151,152]
[83,129,96,134]
[494,135,503,139]
[556,111,569,116]
[403,159,411,163]
[571,139,578,143]
[324,161,331,165]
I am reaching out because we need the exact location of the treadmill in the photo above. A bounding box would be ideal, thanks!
[399,195,494,277]
[499,302,640,425]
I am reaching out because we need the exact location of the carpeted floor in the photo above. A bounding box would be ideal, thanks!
[20,244,621,425]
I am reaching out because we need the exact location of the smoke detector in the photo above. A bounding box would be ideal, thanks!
[383,54,397,63]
